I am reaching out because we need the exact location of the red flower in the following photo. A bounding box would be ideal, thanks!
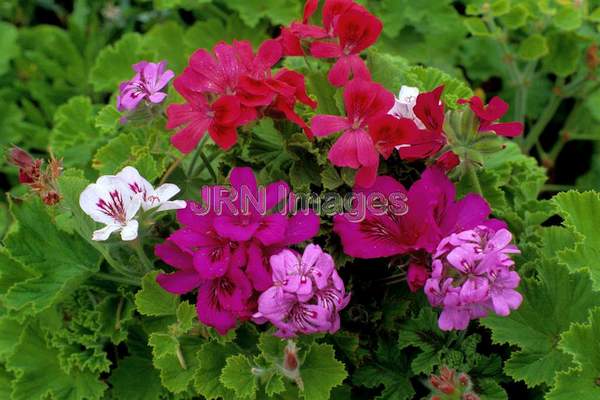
[311,79,394,187]
[435,151,460,172]
[310,9,382,86]
[458,96,523,137]
[397,86,446,160]
[167,83,252,153]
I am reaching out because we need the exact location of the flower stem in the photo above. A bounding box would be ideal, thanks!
[94,272,141,286]
[187,134,209,177]
[131,239,153,273]
[522,91,562,153]
[465,166,483,196]
[160,156,184,186]
[199,149,218,183]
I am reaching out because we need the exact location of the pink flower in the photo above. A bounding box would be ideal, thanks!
[333,166,498,259]
[458,96,524,137]
[117,61,174,112]
[254,244,350,337]
[424,225,522,331]
[311,79,395,187]
[155,167,320,334]
[310,8,382,86]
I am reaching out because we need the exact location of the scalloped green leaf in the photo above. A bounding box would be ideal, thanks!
[517,34,549,60]
[6,323,106,400]
[220,354,258,399]
[553,191,600,291]
[194,341,238,400]
[481,261,600,387]
[50,96,104,168]
[299,343,347,400]
[2,198,99,319]
[135,271,178,317]
[547,307,600,399]
[90,33,144,92]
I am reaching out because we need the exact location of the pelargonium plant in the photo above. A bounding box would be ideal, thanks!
[3,1,600,400]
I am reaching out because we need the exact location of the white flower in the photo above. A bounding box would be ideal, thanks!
[79,166,186,242]
[116,166,186,212]
[388,86,425,129]
[79,175,142,241]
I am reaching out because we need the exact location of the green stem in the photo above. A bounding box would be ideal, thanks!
[131,239,153,273]
[523,89,563,153]
[199,149,218,183]
[465,166,483,196]
[94,272,141,286]
[187,135,210,177]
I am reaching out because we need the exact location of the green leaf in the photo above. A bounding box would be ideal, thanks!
[367,50,411,93]
[584,88,600,122]
[2,198,99,318]
[221,354,258,399]
[590,7,600,23]
[194,341,238,400]
[50,96,103,169]
[0,22,19,75]
[135,271,178,317]
[307,71,341,115]
[143,21,187,74]
[225,0,300,28]
[544,32,580,77]
[108,355,163,400]
[95,104,121,135]
[299,343,347,400]
[481,261,600,387]
[517,34,549,60]
[554,6,582,31]
[151,336,203,393]
[464,17,490,36]
[499,4,530,29]
[184,16,268,52]
[553,191,600,291]
[490,0,510,16]
[547,307,600,399]
[90,33,144,92]
[6,323,106,400]
[353,339,415,400]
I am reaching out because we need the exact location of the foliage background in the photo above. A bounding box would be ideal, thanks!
[1,0,600,399]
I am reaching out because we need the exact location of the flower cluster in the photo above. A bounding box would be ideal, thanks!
[166,40,316,153]
[155,167,321,334]
[282,0,381,86]
[254,244,350,338]
[79,166,185,241]
[425,225,522,331]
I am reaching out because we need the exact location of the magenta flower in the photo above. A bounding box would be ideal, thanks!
[155,167,320,334]
[254,244,350,338]
[407,263,430,292]
[333,166,502,259]
[424,225,522,331]
[117,61,174,112]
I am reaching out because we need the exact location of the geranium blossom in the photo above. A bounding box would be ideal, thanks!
[311,79,395,187]
[389,85,447,160]
[79,167,185,241]
[168,39,316,153]
[458,96,524,137]
[116,166,186,212]
[425,225,522,330]
[117,61,174,112]
[155,167,320,334]
[333,166,505,258]
[80,175,142,241]
[254,244,350,337]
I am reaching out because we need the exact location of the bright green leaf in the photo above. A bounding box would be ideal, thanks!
[135,271,178,317]
[481,261,600,387]
[90,33,144,92]
[464,17,490,36]
[554,6,582,31]
[517,34,549,60]
[299,343,347,400]
[220,354,258,399]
